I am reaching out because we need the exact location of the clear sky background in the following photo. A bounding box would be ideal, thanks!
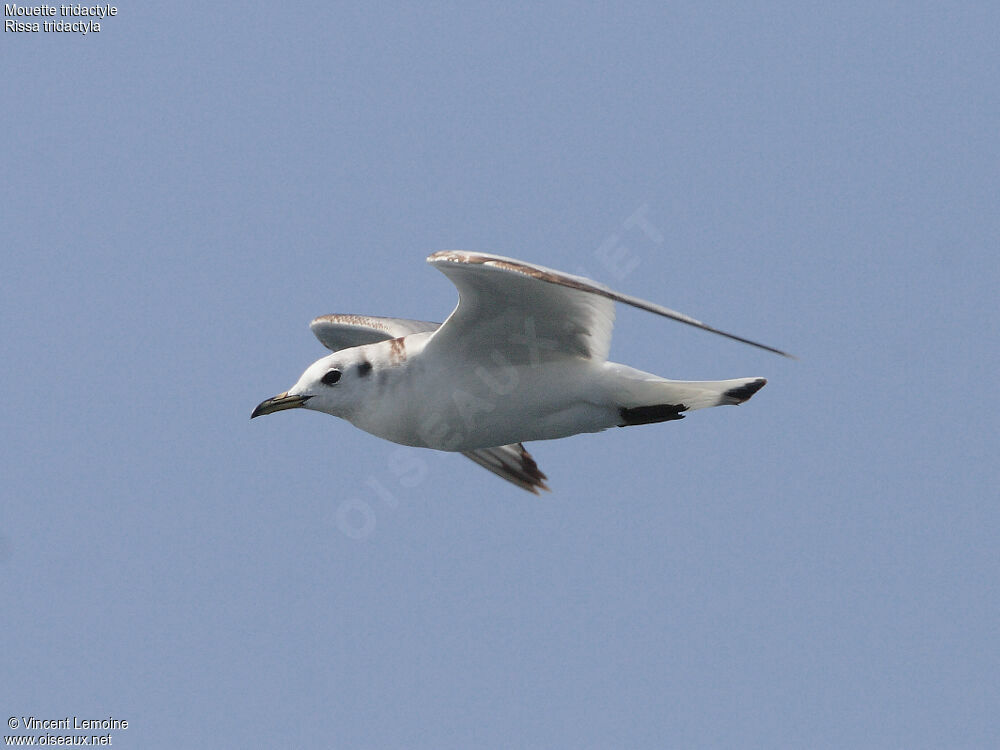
[3,3,998,748]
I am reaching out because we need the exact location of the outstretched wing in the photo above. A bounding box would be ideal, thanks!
[425,252,617,364]
[310,314,440,352]
[425,251,794,361]
[462,443,550,494]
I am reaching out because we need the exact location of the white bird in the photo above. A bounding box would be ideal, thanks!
[252,251,793,493]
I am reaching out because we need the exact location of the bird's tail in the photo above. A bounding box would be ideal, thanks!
[604,364,767,426]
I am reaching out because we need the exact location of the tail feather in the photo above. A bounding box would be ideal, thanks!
[606,366,767,426]
[718,377,767,405]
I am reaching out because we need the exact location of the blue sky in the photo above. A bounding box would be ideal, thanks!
[3,3,998,747]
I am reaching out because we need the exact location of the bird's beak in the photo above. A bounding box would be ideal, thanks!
[251,392,312,418]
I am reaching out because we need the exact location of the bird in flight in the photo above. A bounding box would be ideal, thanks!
[252,251,793,493]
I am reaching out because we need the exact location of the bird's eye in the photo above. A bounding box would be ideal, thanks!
[321,369,341,385]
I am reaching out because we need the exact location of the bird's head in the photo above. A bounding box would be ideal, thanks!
[251,350,374,420]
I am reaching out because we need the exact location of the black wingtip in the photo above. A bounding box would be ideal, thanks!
[518,445,551,494]
[460,443,551,494]
[724,378,767,404]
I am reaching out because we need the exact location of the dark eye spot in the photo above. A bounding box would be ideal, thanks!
[357,361,372,376]
[321,369,341,385]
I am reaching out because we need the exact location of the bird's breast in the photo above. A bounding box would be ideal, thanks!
[349,357,608,450]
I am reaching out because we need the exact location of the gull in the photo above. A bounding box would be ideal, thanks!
[252,251,793,493]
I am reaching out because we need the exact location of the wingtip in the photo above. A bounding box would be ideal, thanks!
[520,446,551,495]
[460,442,552,494]
[748,342,799,361]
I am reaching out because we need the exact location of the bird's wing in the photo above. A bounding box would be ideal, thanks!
[461,443,550,494]
[310,314,440,352]
[425,250,795,361]
[425,251,617,364]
